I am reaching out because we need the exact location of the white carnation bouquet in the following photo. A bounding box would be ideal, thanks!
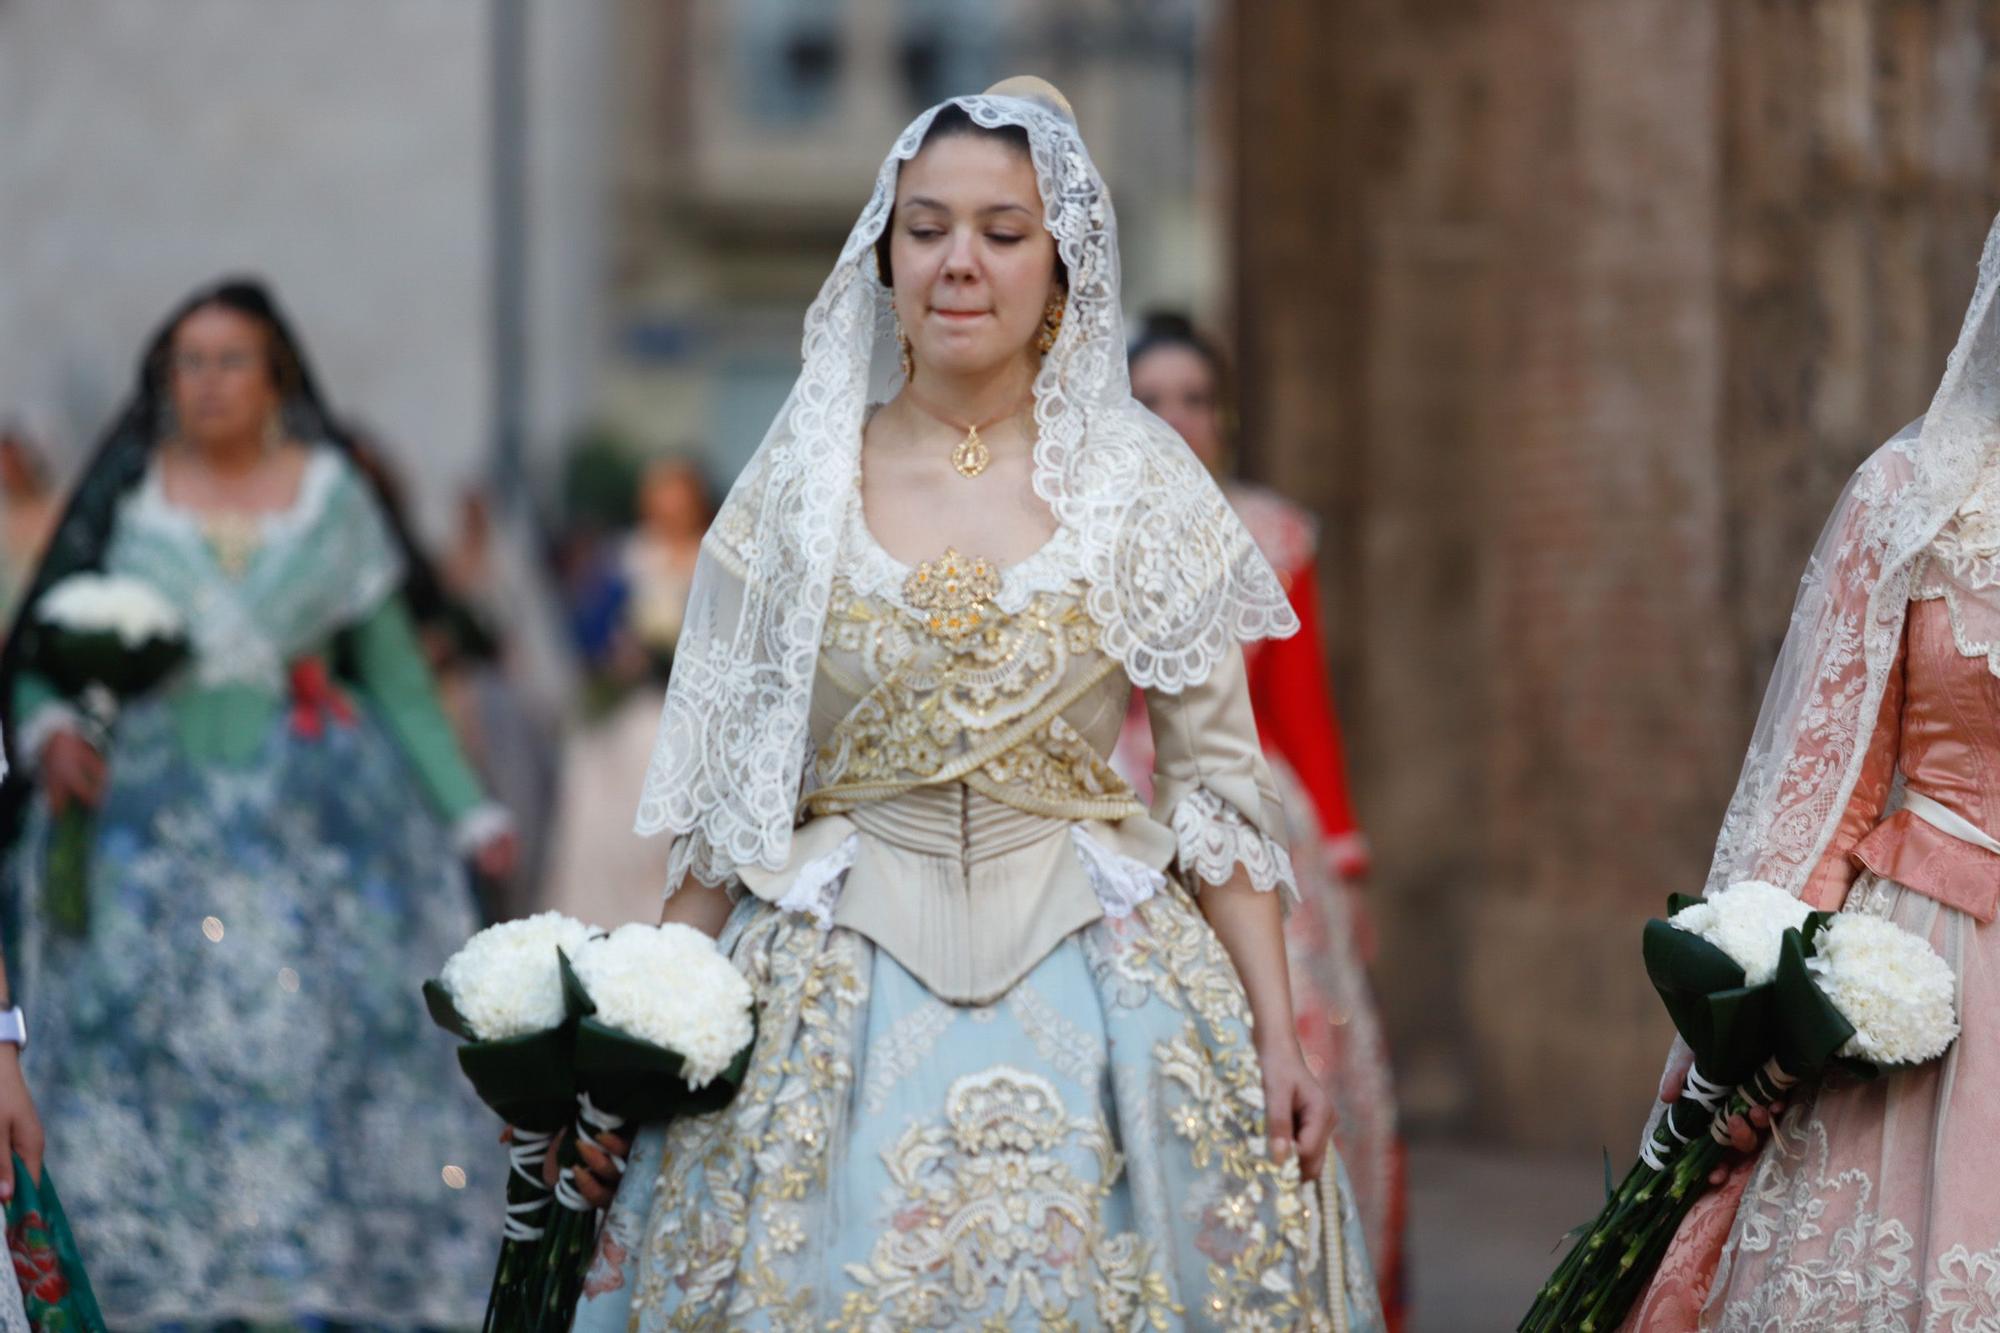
[1664,880,1810,985]
[1523,881,1958,1332]
[32,572,188,935]
[1807,913,1958,1064]
[424,911,596,1333]
[530,922,757,1326]
[37,574,184,648]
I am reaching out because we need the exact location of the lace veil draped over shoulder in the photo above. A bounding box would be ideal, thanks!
[634,87,1298,888]
[1707,210,2000,899]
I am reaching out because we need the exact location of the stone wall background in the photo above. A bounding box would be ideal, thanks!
[1230,0,2000,1148]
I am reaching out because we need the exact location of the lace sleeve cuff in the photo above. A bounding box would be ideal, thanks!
[664,836,745,905]
[1171,787,1299,905]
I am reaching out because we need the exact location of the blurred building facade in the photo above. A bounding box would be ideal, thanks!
[1231,0,2000,1148]
[0,0,613,542]
[598,0,1225,478]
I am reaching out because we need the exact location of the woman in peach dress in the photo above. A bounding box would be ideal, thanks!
[1624,215,2000,1329]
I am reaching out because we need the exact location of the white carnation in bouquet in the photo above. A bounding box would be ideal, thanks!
[1669,879,1812,985]
[571,923,755,1088]
[438,911,596,1041]
[37,573,183,645]
[1808,913,1959,1064]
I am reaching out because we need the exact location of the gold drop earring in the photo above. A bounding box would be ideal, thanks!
[1035,290,1067,355]
[896,318,915,382]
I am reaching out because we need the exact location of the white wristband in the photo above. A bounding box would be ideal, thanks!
[453,803,515,857]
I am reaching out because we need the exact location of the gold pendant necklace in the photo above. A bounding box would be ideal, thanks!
[903,384,1032,479]
[201,511,263,579]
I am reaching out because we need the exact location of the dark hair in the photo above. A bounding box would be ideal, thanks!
[1129,310,1229,392]
[152,283,309,408]
[873,104,1064,290]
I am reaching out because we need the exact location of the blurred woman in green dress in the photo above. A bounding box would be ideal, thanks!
[0,279,516,1328]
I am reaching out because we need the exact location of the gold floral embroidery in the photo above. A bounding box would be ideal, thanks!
[629,910,869,1329]
[1083,887,1337,1331]
[620,892,1346,1330]
[814,587,1133,815]
[902,547,1000,643]
[831,1066,1182,1331]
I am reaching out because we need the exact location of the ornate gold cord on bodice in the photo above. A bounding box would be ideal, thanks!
[806,574,1141,824]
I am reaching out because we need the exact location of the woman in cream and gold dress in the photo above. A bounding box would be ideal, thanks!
[570,81,1383,1332]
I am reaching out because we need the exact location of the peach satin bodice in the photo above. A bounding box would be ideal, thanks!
[1804,595,2000,919]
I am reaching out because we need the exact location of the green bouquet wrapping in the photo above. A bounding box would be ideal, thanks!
[531,924,757,1328]
[31,575,188,937]
[1520,882,1959,1333]
[423,912,597,1333]
[5,1157,106,1332]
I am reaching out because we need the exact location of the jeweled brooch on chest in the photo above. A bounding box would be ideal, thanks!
[903,547,999,643]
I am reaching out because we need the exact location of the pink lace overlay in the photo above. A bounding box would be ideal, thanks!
[1628,590,2000,1328]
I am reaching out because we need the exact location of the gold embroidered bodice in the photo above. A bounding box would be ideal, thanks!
[721,516,1292,1007]
[806,576,1141,821]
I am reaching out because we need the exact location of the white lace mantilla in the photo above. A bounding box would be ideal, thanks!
[1912,448,2000,678]
[1172,787,1298,903]
[633,92,1297,887]
[1705,210,2000,899]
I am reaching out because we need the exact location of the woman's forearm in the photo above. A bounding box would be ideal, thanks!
[659,875,735,938]
[1196,872,1300,1054]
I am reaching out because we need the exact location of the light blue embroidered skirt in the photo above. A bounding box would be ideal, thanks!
[8,698,500,1328]
[575,883,1383,1331]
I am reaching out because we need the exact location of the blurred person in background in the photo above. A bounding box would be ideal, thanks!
[541,455,709,928]
[553,430,641,697]
[431,487,572,921]
[570,80,1381,1331]
[343,434,571,925]
[0,425,61,635]
[1121,312,1407,1327]
[0,278,513,1327]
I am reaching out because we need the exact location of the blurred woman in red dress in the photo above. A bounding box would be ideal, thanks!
[1119,313,1407,1329]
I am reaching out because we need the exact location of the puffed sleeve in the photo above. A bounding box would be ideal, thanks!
[1145,642,1298,905]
